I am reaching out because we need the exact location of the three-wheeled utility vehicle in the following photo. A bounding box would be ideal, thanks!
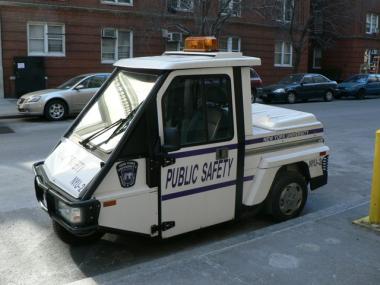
[33,37,329,243]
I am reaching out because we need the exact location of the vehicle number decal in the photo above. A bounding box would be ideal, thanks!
[117,161,138,188]
[309,158,322,168]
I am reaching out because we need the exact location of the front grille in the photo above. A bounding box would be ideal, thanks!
[322,156,329,172]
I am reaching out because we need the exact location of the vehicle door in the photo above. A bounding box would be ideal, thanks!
[375,75,380,95]
[366,75,378,95]
[314,75,331,98]
[157,68,238,238]
[299,74,315,98]
[76,75,108,110]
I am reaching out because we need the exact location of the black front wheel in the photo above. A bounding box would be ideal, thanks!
[287,92,297,104]
[266,171,308,222]
[52,220,103,245]
[356,89,366,100]
[324,90,334,102]
[251,88,257,103]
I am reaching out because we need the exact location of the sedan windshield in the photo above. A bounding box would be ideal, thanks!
[279,74,304,84]
[58,75,87,89]
[344,75,368,83]
[68,70,159,154]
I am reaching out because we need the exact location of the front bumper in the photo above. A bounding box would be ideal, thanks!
[33,162,101,236]
[335,89,356,97]
[17,100,44,115]
[260,91,286,101]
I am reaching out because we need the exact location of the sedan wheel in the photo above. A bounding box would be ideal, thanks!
[324,90,334,102]
[287,92,296,104]
[45,100,67,121]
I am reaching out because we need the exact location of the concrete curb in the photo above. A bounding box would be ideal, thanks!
[0,114,28,120]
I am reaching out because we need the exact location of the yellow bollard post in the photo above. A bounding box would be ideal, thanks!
[369,130,380,224]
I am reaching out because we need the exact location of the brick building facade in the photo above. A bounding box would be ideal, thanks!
[310,0,380,81]
[1,0,311,98]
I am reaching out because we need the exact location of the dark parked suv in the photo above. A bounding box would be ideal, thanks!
[261,73,337,104]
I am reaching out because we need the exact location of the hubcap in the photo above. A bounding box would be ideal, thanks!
[326,92,333,101]
[49,103,64,119]
[279,182,303,216]
[288,93,296,103]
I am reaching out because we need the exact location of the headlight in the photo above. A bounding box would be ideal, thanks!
[26,96,41,103]
[273,88,286,94]
[57,200,83,225]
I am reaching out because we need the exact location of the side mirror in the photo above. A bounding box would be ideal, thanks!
[75,84,85,90]
[162,127,180,153]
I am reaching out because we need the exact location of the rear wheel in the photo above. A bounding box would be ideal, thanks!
[287,92,297,104]
[324,90,334,102]
[44,99,67,121]
[52,220,103,245]
[356,89,366,100]
[266,171,308,222]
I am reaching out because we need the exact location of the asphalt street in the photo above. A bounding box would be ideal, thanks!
[0,98,379,284]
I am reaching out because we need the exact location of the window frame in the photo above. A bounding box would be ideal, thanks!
[313,47,322,69]
[170,0,194,12]
[219,36,241,52]
[277,0,294,23]
[27,22,65,57]
[101,0,133,6]
[366,13,379,34]
[274,41,293,67]
[220,0,242,17]
[161,74,235,148]
[101,28,133,64]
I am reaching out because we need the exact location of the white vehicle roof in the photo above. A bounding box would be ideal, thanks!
[114,51,261,70]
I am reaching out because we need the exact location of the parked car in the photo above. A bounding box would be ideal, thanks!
[261,73,337,104]
[17,73,110,120]
[335,74,380,99]
[250,68,263,103]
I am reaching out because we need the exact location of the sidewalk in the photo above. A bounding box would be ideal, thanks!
[0,98,24,119]
[71,198,380,285]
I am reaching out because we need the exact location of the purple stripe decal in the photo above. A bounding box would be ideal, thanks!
[245,128,324,146]
[167,128,324,158]
[162,175,255,201]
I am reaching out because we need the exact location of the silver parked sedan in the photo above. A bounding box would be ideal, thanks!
[17,73,110,120]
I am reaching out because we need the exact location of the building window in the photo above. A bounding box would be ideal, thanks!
[276,0,293,22]
[169,0,193,11]
[101,0,133,6]
[27,23,65,56]
[220,0,241,17]
[313,47,322,69]
[101,28,133,63]
[219,37,241,52]
[274,41,293,67]
[166,32,183,51]
[366,13,379,34]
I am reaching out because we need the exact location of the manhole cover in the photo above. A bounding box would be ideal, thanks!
[0,126,14,134]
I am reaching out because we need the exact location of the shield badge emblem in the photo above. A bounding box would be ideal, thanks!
[116,161,138,188]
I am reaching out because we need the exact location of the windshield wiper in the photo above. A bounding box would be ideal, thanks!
[79,118,125,149]
[79,103,142,150]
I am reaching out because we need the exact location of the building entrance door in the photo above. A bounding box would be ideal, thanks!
[13,57,46,97]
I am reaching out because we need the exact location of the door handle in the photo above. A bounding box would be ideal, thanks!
[216,147,229,160]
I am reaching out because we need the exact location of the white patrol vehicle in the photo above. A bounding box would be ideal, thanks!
[33,37,329,244]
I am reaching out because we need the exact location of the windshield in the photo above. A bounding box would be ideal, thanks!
[344,75,368,83]
[279,74,304,84]
[68,70,160,153]
[58,75,87,89]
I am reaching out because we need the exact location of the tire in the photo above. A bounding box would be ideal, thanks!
[324,90,334,102]
[356,89,366,100]
[266,171,308,222]
[251,88,257,103]
[287,92,297,104]
[262,98,272,104]
[52,220,103,245]
[44,99,68,121]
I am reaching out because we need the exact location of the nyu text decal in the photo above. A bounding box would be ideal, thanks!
[165,158,234,189]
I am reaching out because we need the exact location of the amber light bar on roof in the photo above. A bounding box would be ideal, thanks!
[183,36,218,52]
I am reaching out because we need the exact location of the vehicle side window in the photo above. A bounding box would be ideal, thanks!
[87,75,107,88]
[162,75,234,147]
[314,75,328,83]
[368,75,377,83]
[303,76,314,84]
